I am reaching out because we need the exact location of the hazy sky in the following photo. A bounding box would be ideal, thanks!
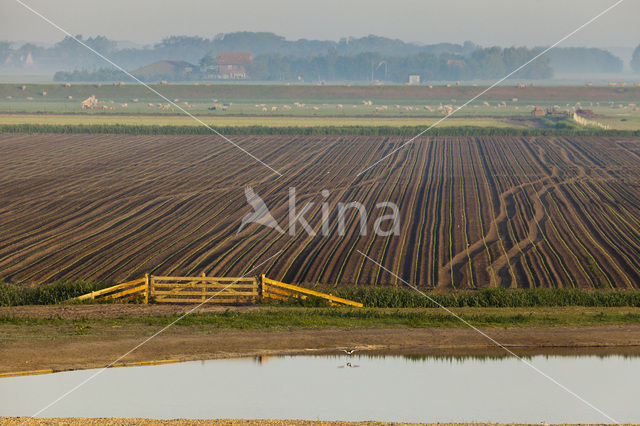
[2,0,639,48]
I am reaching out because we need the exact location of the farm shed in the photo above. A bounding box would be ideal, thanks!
[216,52,254,79]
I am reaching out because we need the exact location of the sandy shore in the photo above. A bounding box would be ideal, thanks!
[0,420,604,425]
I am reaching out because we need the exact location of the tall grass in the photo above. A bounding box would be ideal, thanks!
[3,280,640,308]
[0,281,111,306]
[1,123,638,137]
[333,287,640,308]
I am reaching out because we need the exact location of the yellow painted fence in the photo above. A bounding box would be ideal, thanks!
[74,274,362,307]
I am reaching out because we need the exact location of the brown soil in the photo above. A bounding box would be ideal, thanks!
[2,134,640,290]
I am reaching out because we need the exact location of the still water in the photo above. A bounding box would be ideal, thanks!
[1,353,638,423]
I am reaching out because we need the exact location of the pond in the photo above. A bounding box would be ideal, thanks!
[1,353,638,423]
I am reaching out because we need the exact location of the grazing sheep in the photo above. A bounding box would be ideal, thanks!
[271,106,278,111]
[262,107,268,112]
[336,104,343,109]
[64,82,71,87]
[482,101,490,107]
[512,98,518,102]
[132,99,139,103]
[26,97,33,100]
[41,91,47,96]
[148,103,154,107]
[67,95,73,100]
[313,106,320,111]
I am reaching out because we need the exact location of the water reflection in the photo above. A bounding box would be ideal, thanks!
[1,353,639,423]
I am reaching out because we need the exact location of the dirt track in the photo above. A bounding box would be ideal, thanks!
[0,303,263,319]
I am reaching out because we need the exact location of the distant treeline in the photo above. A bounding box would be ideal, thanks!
[547,47,623,74]
[247,46,552,82]
[1,32,634,81]
[53,68,129,83]
[54,46,553,83]
[3,33,479,73]
[633,44,640,73]
[2,123,638,137]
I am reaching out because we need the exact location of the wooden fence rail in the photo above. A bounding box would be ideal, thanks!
[150,275,258,304]
[261,275,363,307]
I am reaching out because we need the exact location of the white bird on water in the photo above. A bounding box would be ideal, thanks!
[341,349,357,355]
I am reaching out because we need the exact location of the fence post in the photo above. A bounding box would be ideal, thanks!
[258,274,265,302]
[201,272,206,302]
[144,273,150,304]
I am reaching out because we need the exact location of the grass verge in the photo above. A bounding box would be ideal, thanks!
[1,123,639,137]
[3,307,640,330]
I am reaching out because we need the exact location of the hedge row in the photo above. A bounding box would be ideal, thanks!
[2,123,638,137]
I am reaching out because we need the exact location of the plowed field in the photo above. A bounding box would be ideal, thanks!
[2,133,640,289]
